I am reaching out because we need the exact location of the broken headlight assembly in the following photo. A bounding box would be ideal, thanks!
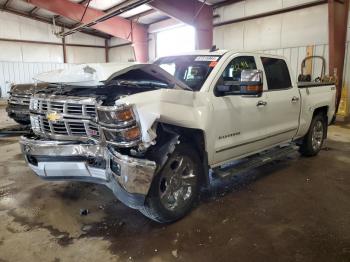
[97,104,142,147]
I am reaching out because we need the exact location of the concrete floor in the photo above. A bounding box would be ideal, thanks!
[0,104,350,262]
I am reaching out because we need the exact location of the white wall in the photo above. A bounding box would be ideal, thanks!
[0,12,106,64]
[213,4,328,51]
[108,37,135,62]
[0,61,73,97]
[213,1,330,87]
[109,46,135,62]
[0,12,107,96]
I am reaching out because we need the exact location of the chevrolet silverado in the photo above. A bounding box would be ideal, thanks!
[20,50,336,222]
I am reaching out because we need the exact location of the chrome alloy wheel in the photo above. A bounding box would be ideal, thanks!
[311,120,324,151]
[159,155,197,212]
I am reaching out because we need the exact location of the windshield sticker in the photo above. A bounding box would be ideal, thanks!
[195,56,219,62]
[209,61,218,68]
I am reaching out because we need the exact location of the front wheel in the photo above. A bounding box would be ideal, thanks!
[139,143,202,223]
[299,114,326,157]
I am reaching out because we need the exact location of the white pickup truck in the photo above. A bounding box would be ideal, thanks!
[20,50,336,223]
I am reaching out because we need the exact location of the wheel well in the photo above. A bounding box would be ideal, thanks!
[157,123,210,188]
[312,106,328,138]
[313,106,328,119]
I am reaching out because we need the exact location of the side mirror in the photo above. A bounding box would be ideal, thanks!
[216,69,263,97]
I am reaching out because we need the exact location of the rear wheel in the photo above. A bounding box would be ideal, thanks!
[140,143,202,223]
[299,114,326,157]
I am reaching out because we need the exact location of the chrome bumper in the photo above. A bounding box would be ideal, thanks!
[20,136,157,209]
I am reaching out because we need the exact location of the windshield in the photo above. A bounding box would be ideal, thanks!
[154,55,222,91]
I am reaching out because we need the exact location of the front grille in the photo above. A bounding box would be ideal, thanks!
[30,95,140,147]
[34,99,96,118]
[9,94,31,105]
[32,115,100,139]
[30,95,99,141]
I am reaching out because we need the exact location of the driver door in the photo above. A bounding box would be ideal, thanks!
[210,55,269,165]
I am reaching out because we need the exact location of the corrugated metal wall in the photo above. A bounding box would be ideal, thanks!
[259,44,329,82]
[0,62,73,97]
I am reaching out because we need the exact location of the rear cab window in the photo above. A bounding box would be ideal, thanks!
[261,57,292,90]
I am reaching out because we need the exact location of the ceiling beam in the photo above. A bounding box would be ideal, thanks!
[128,8,156,20]
[28,6,40,15]
[328,0,349,112]
[213,0,244,8]
[1,6,109,39]
[148,0,213,49]
[26,0,148,62]
[3,0,13,8]
[104,0,130,13]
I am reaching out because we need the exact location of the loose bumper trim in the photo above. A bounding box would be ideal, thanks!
[20,135,157,209]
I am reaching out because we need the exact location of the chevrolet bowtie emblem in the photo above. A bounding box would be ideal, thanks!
[46,111,62,122]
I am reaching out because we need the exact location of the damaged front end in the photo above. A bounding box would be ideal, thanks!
[20,63,185,209]
[22,94,159,208]
[20,135,157,208]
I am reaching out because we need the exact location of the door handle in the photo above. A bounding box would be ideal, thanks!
[257,101,267,107]
[291,96,300,103]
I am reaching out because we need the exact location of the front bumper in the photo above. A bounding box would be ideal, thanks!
[20,135,157,209]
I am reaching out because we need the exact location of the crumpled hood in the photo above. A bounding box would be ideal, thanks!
[34,63,191,90]
[10,83,48,95]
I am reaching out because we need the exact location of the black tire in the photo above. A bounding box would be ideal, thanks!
[299,113,327,157]
[139,143,202,223]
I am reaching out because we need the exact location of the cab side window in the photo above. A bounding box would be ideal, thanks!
[261,57,292,90]
[214,56,257,96]
[222,56,257,82]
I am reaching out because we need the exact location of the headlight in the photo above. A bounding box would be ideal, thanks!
[103,126,141,147]
[121,126,141,141]
[97,105,135,126]
[97,104,142,147]
[115,108,133,122]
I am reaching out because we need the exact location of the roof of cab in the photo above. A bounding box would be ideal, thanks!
[157,49,229,58]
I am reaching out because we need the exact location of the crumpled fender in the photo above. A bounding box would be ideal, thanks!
[117,89,210,147]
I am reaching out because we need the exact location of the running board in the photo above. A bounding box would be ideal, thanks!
[214,145,298,179]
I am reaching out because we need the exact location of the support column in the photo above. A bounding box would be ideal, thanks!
[62,37,67,63]
[328,0,349,112]
[105,39,109,63]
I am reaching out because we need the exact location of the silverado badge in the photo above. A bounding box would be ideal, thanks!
[46,111,62,122]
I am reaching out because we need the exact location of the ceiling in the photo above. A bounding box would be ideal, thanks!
[0,0,231,39]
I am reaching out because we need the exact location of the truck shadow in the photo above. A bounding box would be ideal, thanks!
[200,153,299,202]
